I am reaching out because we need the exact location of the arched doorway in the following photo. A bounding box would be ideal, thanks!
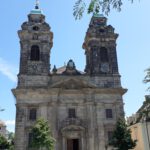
[61,125,86,150]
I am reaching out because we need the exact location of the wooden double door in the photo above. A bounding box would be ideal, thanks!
[67,139,79,150]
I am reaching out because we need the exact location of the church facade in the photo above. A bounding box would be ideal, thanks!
[12,3,127,150]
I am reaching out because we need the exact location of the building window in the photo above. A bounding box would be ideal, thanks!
[108,131,113,142]
[91,46,98,56]
[33,26,39,31]
[91,46,98,67]
[100,47,109,62]
[30,45,40,61]
[29,108,37,121]
[33,34,38,40]
[68,108,76,118]
[106,109,113,119]
[99,29,105,33]
[28,132,34,147]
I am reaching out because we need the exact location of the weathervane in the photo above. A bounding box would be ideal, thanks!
[35,0,40,9]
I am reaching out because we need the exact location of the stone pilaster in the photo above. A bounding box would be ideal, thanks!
[14,106,26,150]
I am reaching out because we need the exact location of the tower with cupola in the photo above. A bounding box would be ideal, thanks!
[13,2,53,150]
[18,1,53,87]
[83,14,119,75]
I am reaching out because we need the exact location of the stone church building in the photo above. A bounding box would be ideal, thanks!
[12,2,127,150]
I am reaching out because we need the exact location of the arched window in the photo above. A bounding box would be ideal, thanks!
[99,29,105,33]
[100,47,109,62]
[91,46,98,57]
[33,26,39,31]
[30,45,40,61]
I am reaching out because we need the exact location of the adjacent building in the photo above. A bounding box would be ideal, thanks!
[12,2,127,150]
[127,95,150,150]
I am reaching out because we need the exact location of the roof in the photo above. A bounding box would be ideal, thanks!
[56,65,67,74]
[30,1,43,15]
[30,8,43,14]
[93,13,105,18]
[52,65,85,75]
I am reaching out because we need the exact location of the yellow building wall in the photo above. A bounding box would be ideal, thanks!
[129,123,145,150]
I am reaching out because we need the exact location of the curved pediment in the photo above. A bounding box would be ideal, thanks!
[50,78,96,89]
[61,124,85,139]
[60,118,87,131]
[62,125,85,132]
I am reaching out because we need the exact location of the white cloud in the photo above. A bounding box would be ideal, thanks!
[0,57,18,82]
[5,120,15,126]
[4,120,15,132]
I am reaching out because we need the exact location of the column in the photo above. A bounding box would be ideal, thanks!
[15,106,26,150]
[98,125,106,150]
[62,136,66,150]
[86,103,95,150]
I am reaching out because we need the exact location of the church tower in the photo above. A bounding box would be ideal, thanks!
[83,14,119,75]
[13,3,127,150]
[18,1,53,87]
[13,2,53,150]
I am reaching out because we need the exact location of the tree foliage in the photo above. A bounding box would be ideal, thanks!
[0,132,15,150]
[29,118,55,150]
[73,0,123,19]
[144,68,150,91]
[8,132,15,150]
[0,134,10,149]
[0,107,5,111]
[137,96,150,122]
[110,118,137,150]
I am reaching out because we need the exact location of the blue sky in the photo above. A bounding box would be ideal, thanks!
[0,0,150,132]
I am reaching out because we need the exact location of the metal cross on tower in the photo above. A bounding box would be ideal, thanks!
[35,0,40,9]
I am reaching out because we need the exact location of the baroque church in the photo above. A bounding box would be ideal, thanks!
[12,1,127,150]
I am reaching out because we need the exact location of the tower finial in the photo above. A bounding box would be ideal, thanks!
[35,0,40,9]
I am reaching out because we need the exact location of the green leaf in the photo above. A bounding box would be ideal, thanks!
[0,134,10,149]
[30,118,55,150]
[73,0,86,20]
[110,118,137,150]
[74,0,123,19]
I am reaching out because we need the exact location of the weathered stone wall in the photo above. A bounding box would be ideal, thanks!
[13,9,126,150]
[13,79,125,150]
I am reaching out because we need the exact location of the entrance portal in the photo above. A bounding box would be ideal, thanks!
[67,139,79,150]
